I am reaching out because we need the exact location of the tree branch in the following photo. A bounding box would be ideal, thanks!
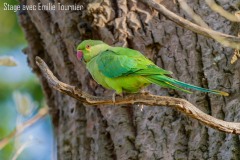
[177,0,240,64]
[35,56,240,134]
[205,0,239,22]
[0,107,48,150]
[177,0,209,28]
[140,0,240,49]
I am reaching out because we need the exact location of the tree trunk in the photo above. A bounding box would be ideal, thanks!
[18,0,240,159]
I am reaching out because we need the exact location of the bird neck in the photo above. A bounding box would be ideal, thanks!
[85,44,110,62]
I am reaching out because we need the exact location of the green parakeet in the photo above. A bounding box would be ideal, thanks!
[76,40,228,96]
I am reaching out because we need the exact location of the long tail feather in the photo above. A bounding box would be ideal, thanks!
[146,77,192,93]
[146,75,229,96]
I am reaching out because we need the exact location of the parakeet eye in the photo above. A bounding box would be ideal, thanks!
[86,45,91,50]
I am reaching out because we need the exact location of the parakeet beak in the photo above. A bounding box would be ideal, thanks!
[77,50,83,61]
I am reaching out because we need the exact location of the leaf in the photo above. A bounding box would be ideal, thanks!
[0,56,17,66]
[231,49,240,64]
[13,91,37,117]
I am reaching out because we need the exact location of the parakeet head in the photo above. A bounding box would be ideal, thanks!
[76,40,110,62]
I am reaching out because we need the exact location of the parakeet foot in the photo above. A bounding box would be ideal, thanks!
[140,89,150,95]
[112,92,123,104]
[112,93,116,104]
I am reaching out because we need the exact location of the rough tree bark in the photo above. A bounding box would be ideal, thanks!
[18,0,240,159]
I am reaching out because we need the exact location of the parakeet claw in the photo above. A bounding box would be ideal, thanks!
[112,93,116,104]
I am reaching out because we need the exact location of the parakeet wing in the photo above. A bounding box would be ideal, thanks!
[96,47,172,78]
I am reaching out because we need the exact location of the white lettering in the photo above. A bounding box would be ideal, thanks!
[57,3,84,11]
[24,4,36,11]
[3,3,21,12]
[38,3,55,11]
[3,3,8,10]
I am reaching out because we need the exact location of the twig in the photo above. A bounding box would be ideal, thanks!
[36,56,240,134]
[12,141,33,160]
[177,0,209,28]
[177,0,240,53]
[177,0,240,64]
[140,0,240,49]
[0,107,48,150]
[205,0,239,22]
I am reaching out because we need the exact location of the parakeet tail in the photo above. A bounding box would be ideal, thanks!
[146,75,229,96]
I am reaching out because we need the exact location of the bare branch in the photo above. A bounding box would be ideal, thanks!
[12,141,33,160]
[140,0,240,49]
[0,107,48,150]
[177,0,209,28]
[177,0,240,63]
[205,0,239,22]
[36,56,240,134]
[177,0,240,54]
[177,0,240,64]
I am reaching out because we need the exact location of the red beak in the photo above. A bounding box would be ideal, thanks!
[77,50,83,61]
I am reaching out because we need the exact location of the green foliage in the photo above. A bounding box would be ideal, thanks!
[0,101,16,160]
[0,141,14,160]
[0,77,44,159]
[0,1,46,159]
[0,77,44,103]
[0,0,26,48]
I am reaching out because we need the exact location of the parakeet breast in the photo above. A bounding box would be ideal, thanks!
[86,57,111,89]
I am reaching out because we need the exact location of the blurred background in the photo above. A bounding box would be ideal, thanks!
[0,0,54,159]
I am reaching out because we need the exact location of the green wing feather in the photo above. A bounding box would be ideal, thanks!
[97,47,172,78]
[97,50,137,78]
